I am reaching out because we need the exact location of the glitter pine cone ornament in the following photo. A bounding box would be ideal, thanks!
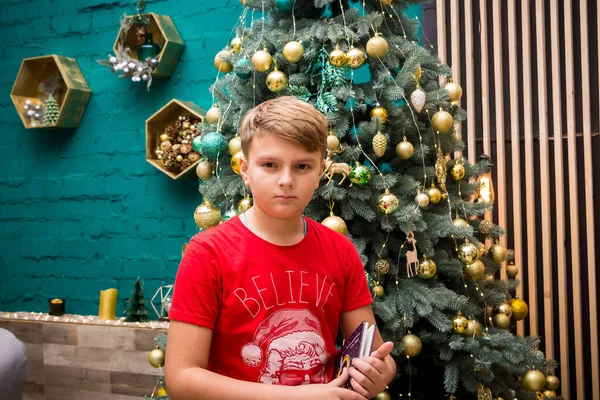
[410,86,426,113]
[372,131,387,157]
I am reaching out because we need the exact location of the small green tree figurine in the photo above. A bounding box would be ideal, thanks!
[43,94,59,125]
[124,277,150,322]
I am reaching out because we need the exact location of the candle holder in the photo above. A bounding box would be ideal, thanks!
[48,298,65,316]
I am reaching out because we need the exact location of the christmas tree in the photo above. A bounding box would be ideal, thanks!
[124,277,150,322]
[189,0,559,399]
[43,94,59,125]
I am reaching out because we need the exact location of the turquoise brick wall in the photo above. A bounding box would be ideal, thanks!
[0,0,420,318]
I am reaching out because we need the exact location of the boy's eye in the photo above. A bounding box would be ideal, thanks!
[296,164,311,170]
[262,162,276,168]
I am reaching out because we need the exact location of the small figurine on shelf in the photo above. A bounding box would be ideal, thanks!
[137,33,162,61]
[43,94,59,126]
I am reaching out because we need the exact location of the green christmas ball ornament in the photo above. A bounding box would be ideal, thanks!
[192,136,202,153]
[222,207,238,221]
[235,58,252,79]
[349,162,371,186]
[199,132,228,161]
[275,0,294,13]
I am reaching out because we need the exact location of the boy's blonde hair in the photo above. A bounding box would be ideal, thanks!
[239,96,328,156]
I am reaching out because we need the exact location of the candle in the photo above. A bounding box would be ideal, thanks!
[98,288,118,321]
[48,298,65,316]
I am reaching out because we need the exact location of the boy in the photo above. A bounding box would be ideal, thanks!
[166,97,396,400]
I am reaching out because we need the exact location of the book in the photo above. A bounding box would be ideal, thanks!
[332,321,377,389]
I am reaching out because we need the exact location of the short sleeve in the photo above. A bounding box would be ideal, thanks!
[342,241,373,312]
[168,236,222,329]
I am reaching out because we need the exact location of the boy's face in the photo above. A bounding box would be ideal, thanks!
[240,132,324,221]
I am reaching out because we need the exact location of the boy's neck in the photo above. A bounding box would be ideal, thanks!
[243,207,306,246]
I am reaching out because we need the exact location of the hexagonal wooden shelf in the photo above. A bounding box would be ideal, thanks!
[10,55,91,129]
[146,99,206,180]
[114,13,184,78]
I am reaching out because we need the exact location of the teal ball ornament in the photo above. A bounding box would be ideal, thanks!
[235,58,252,79]
[275,0,294,12]
[200,132,228,162]
[222,208,238,221]
[192,136,202,153]
[349,162,371,186]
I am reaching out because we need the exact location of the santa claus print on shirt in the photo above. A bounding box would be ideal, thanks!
[241,309,331,385]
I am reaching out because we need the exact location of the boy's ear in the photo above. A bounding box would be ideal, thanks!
[316,158,326,189]
[240,153,250,185]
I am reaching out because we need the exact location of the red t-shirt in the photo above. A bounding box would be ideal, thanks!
[169,215,373,386]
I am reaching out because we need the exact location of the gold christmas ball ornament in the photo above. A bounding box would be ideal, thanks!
[401,333,422,357]
[458,241,480,265]
[214,50,233,73]
[464,260,486,280]
[396,139,414,160]
[322,212,347,235]
[196,160,215,180]
[283,40,304,63]
[452,312,469,335]
[450,162,465,181]
[492,313,510,330]
[375,259,390,275]
[379,0,393,5]
[160,133,169,142]
[427,184,442,204]
[410,87,426,113]
[329,45,347,67]
[490,243,508,263]
[477,243,487,258]
[372,131,387,157]
[545,375,560,390]
[194,200,222,230]
[228,137,242,155]
[370,106,389,124]
[494,303,513,318]
[452,217,469,229]
[148,346,165,368]
[465,319,482,338]
[543,390,557,398]
[237,195,253,213]
[508,298,529,321]
[445,78,463,103]
[377,189,399,214]
[251,49,273,72]
[506,262,519,279]
[374,391,392,400]
[266,67,288,92]
[176,155,183,162]
[373,284,385,298]
[478,220,494,235]
[415,191,430,208]
[366,35,389,58]
[523,370,546,392]
[205,105,222,124]
[346,47,366,69]
[230,151,243,175]
[417,257,437,279]
[230,36,242,54]
[431,109,454,133]
[327,131,340,152]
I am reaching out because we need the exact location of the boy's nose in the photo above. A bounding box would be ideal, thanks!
[278,170,295,188]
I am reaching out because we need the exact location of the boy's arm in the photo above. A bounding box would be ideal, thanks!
[164,320,369,400]
[339,305,397,399]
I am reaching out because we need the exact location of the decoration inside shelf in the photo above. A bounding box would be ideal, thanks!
[97,0,184,89]
[146,99,206,179]
[154,115,202,174]
[10,55,91,129]
[150,284,173,321]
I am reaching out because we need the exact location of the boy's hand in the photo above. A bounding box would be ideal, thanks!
[348,341,396,399]
[291,367,368,400]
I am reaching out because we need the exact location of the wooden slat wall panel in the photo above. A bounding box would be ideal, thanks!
[435,1,599,398]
